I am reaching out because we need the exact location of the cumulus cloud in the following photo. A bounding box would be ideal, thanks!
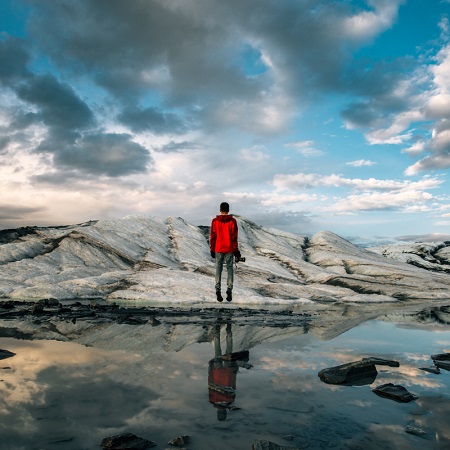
[17,74,94,131]
[53,133,152,177]
[117,106,187,134]
[343,0,405,43]
[273,172,442,191]
[20,0,406,135]
[0,35,154,179]
[270,171,442,214]
[342,30,450,175]
[3,0,449,235]
[329,189,433,212]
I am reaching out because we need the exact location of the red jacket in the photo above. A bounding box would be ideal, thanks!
[208,365,237,404]
[210,215,238,254]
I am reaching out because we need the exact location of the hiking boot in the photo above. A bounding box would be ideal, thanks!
[216,291,223,302]
[226,289,232,302]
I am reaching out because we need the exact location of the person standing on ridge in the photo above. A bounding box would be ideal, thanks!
[210,202,241,302]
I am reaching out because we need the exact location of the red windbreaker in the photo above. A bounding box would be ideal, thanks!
[210,215,238,254]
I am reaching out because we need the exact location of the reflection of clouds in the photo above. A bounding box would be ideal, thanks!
[375,363,445,390]
[435,342,450,348]
[259,355,319,371]
[347,400,375,407]
[369,424,404,433]
[0,317,449,449]
[0,337,155,449]
[417,396,450,445]
[403,352,431,362]
[0,338,114,408]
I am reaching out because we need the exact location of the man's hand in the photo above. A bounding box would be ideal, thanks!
[233,249,241,259]
[210,250,215,258]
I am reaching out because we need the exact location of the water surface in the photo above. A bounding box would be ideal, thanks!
[1,304,450,450]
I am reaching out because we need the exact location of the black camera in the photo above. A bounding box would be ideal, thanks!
[235,255,246,263]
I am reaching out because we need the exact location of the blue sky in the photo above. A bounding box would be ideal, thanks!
[1,0,450,244]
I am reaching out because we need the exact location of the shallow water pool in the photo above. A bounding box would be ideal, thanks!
[1,305,450,450]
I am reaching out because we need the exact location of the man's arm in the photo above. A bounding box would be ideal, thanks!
[231,218,238,252]
[210,219,217,256]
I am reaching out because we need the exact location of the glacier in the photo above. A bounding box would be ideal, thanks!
[1,215,450,304]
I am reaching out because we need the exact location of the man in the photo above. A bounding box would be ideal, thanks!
[210,202,241,302]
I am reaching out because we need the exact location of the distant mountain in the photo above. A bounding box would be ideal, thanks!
[1,215,450,303]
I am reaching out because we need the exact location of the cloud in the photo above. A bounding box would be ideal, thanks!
[240,146,270,162]
[342,36,450,174]
[16,74,94,131]
[346,159,376,167]
[285,140,323,157]
[0,204,44,221]
[329,189,433,212]
[0,36,30,83]
[117,106,187,134]
[405,154,450,175]
[53,133,152,177]
[21,0,405,136]
[0,136,10,153]
[343,0,405,43]
[396,233,450,242]
[402,140,426,156]
[0,37,155,179]
[153,140,202,153]
[273,172,442,191]
[270,171,442,213]
[3,0,448,235]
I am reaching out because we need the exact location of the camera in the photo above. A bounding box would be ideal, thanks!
[235,255,246,263]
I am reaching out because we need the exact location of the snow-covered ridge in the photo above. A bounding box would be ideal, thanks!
[1,215,450,304]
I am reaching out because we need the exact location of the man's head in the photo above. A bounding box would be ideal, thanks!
[216,407,227,421]
[219,202,230,213]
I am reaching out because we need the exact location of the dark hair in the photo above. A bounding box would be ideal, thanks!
[220,202,230,213]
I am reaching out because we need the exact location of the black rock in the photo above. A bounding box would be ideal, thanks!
[167,435,190,446]
[117,315,147,325]
[431,352,450,361]
[431,353,450,371]
[0,349,16,360]
[100,432,156,449]
[419,366,441,374]
[31,303,44,315]
[372,383,419,402]
[37,298,60,306]
[0,301,15,310]
[150,317,161,326]
[405,424,427,437]
[362,357,400,367]
[434,361,450,371]
[318,360,378,386]
[251,440,302,450]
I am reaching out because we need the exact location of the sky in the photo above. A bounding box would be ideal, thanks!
[1,0,450,245]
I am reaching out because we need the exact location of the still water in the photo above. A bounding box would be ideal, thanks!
[1,307,450,450]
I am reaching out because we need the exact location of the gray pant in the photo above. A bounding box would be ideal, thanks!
[215,252,234,292]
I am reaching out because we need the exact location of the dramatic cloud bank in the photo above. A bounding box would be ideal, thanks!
[1,0,450,242]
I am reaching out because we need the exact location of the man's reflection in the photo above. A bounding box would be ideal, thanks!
[208,321,250,421]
